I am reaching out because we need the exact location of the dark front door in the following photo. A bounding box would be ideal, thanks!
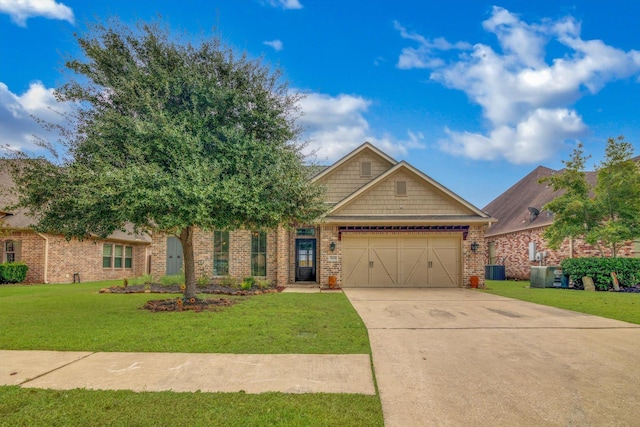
[295,239,316,282]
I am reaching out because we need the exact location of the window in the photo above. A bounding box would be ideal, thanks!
[125,246,133,268]
[296,228,315,237]
[103,243,133,269]
[114,245,123,268]
[251,231,267,276]
[3,240,19,263]
[395,180,407,196]
[102,244,112,268]
[213,230,229,276]
[360,161,372,177]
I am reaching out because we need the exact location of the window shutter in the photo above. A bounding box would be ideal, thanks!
[361,161,372,177]
[396,181,407,196]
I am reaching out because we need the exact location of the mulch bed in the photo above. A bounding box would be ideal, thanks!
[142,297,238,312]
[99,283,284,313]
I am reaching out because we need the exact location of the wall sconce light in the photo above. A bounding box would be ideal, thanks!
[329,241,336,252]
[470,242,479,253]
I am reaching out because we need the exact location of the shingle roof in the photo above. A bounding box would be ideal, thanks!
[483,165,597,237]
[0,159,151,243]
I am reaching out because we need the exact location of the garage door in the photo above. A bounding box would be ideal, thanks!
[342,235,460,287]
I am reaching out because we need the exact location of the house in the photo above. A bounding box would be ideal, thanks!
[150,143,495,287]
[0,160,151,284]
[482,165,637,280]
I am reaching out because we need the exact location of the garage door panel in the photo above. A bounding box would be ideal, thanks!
[342,235,461,288]
[343,246,369,287]
[398,247,428,286]
[430,246,460,287]
[371,247,398,286]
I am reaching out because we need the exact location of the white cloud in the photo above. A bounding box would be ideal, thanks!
[263,39,283,51]
[296,92,424,162]
[0,81,70,153]
[0,0,74,27]
[264,0,302,10]
[396,6,640,164]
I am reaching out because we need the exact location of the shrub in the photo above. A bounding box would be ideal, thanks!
[220,276,240,289]
[256,279,271,289]
[160,273,185,286]
[196,274,210,287]
[0,262,29,284]
[561,258,640,290]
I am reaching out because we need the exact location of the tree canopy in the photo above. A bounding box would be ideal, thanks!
[542,136,640,257]
[5,19,327,296]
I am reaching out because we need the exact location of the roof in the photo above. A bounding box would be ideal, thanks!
[0,160,151,244]
[483,165,597,237]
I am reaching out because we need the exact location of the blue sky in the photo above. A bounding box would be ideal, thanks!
[2,0,640,208]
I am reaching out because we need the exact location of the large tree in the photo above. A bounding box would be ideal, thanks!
[542,136,640,257]
[5,19,327,297]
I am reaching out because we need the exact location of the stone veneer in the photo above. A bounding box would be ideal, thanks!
[486,226,636,280]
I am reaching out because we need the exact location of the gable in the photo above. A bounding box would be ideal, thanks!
[332,165,480,217]
[315,146,395,204]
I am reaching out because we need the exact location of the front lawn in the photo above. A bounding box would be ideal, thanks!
[0,387,383,427]
[0,281,369,353]
[482,280,640,324]
[0,281,383,426]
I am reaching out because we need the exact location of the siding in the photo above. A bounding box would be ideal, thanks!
[333,170,474,216]
[316,151,394,203]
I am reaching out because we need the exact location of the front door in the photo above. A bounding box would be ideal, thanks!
[166,236,183,275]
[295,239,316,282]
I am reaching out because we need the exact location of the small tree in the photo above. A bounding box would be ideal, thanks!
[4,19,327,298]
[542,136,640,257]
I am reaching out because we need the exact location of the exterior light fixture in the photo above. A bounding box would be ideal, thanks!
[329,241,336,252]
[470,242,479,253]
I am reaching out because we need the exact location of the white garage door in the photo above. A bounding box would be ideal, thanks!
[342,235,461,287]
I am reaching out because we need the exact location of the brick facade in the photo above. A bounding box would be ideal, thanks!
[485,226,636,280]
[1,231,149,284]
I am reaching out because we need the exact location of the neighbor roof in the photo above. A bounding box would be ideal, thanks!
[483,165,597,237]
[0,160,151,243]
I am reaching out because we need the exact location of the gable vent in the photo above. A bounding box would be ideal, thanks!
[360,161,372,177]
[396,180,407,196]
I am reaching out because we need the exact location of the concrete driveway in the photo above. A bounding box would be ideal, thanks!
[344,288,640,427]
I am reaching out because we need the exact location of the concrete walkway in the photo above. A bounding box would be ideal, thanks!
[1,350,375,394]
[344,288,640,427]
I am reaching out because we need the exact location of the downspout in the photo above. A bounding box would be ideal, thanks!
[569,238,574,258]
[36,233,49,284]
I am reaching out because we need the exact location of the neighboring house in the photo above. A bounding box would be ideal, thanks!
[150,143,495,287]
[482,166,636,280]
[0,161,151,284]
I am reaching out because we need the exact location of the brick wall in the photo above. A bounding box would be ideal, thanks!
[1,231,148,284]
[151,228,279,284]
[485,226,636,280]
[464,225,486,287]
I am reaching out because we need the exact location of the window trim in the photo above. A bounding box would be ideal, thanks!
[3,240,18,263]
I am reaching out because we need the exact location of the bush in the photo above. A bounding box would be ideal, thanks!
[160,273,185,286]
[561,258,640,290]
[220,276,240,289]
[0,262,29,284]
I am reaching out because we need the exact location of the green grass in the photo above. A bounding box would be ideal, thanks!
[0,281,370,354]
[0,387,383,427]
[0,281,382,426]
[482,280,640,324]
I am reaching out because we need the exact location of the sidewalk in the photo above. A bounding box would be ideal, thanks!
[1,350,375,394]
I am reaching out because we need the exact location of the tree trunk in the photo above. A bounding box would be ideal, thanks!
[179,226,197,299]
